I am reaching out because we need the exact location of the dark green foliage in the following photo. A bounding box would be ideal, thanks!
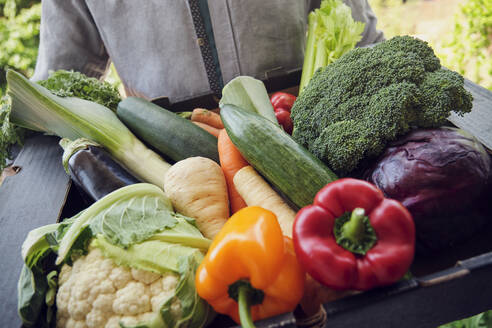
[291,36,473,175]
[38,70,121,112]
[0,95,28,170]
[0,0,41,170]
[0,0,41,96]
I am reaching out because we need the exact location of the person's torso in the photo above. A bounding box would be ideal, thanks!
[85,0,310,103]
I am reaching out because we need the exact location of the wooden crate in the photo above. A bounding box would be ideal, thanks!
[1,74,491,328]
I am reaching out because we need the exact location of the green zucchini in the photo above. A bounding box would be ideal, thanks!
[117,97,219,163]
[220,104,338,209]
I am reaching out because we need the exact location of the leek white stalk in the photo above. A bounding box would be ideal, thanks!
[7,70,170,186]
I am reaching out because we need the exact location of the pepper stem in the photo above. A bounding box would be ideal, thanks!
[238,284,256,328]
[334,208,378,255]
[342,208,366,243]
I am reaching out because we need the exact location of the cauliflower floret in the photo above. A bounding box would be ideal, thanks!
[151,293,169,313]
[56,271,71,319]
[56,247,179,328]
[120,312,157,326]
[171,298,182,318]
[113,281,151,315]
[150,273,179,312]
[86,309,106,328]
[66,318,88,328]
[131,268,161,284]
[109,266,132,289]
[150,278,164,296]
[162,274,179,292]
[67,296,91,321]
[58,264,72,286]
[105,316,121,328]
[92,293,115,312]
[56,315,67,328]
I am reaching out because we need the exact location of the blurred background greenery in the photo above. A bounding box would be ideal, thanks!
[0,0,491,323]
[1,0,491,96]
[369,0,492,90]
[0,0,40,97]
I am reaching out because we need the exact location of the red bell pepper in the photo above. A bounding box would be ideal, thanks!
[275,109,293,135]
[293,178,415,291]
[270,92,296,112]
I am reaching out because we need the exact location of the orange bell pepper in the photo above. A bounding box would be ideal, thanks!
[195,206,305,327]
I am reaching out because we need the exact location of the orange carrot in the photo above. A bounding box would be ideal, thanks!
[193,121,221,137]
[218,129,248,213]
[191,108,224,129]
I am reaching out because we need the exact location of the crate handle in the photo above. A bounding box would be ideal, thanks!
[418,268,470,287]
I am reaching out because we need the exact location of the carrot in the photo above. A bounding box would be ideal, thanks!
[217,129,248,213]
[191,108,224,129]
[192,121,221,137]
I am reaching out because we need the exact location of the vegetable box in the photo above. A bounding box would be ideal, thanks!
[1,70,491,328]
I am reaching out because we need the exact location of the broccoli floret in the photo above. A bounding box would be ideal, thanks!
[291,36,473,175]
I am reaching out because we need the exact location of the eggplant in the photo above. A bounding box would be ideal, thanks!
[61,139,140,201]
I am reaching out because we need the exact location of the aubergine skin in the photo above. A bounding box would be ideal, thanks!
[68,146,140,201]
[364,127,491,253]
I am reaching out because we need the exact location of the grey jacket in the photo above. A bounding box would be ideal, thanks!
[33,0,383,103]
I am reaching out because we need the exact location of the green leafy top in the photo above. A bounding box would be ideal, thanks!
[56,183,175,263]
[38,70,121,112]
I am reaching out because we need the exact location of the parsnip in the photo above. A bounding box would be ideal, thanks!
[164,157,229,239]
[233,165,296,237]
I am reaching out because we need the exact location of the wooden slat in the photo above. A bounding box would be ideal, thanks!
[449,79,492,151]
[0,135,70,327]
[321,259,492,328]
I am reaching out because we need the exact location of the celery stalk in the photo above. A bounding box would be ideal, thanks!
[298,0,365,94]
[299,12,318,93]
[7,70,171,187]
[313,38,328,74]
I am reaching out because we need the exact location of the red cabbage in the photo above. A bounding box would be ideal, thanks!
[364,127,491,253]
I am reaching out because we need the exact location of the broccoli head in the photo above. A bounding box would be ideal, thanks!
[291,36,473,175]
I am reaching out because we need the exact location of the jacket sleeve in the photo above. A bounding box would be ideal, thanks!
[31,0,109,81]
[306,0,384,46]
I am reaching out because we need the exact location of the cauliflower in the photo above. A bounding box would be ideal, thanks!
[19,184,213,328]
[56,247,179,328]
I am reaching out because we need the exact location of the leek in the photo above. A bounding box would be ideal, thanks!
[298,0,365,93]
[6,70,170,186]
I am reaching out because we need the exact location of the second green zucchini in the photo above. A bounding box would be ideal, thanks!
[117,97,219,163]
[220,104,338,209]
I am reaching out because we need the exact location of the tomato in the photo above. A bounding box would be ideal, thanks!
[270,92,296,112]
[275,109,293,135]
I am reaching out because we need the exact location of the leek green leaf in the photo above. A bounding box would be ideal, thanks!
[219,76,277,124]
